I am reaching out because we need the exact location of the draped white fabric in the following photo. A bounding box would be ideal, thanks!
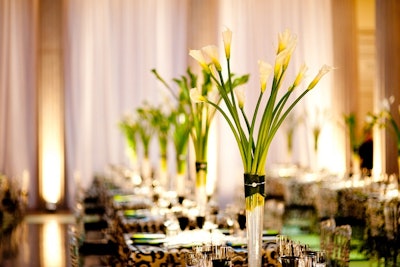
[0,0,37,208]
[64,0,190,206]
[1,0,339,209]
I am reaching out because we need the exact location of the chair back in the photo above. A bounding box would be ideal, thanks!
[332,224,352,267]
[320,218,336,260]
[384,198,399,240]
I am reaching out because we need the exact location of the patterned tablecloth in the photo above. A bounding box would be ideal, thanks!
[121,234,281,267]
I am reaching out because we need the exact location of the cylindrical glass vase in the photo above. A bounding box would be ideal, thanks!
[195,161,208,216]
[244,173,265,267]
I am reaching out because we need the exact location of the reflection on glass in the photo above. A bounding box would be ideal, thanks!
[42,219,65,267]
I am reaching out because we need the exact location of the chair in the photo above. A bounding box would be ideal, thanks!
[332,224,352,267]
[319,218,336,261]
[383,198,400,266]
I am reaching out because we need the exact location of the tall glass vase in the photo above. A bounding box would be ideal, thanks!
[244,173,265,267]
[159,155,168,189]
[142,157,152,187]
[176,154,187,200]
[195,161,208,216]
[351,152,361,175]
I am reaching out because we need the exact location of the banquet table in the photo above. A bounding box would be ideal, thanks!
[121,232,281,267]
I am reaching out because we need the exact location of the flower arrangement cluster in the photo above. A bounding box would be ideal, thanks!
[0,174,28,231]
[281,112,303,160]
[152,68,248,208]
[367,96,400,155]
[119,101,173,186]
[344,113,361,156]
[189,28,331,176]
[189,28,332,267]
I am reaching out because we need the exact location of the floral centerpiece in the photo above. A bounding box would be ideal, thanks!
[152,68,248,213]
[190,28,331,266]
[148,105,172,189]
[305,107,329,171]
[119,115,139,168]
[136,103,156,185]
[344,113,360,174]
[367,96,400,174]
[169,107,191,198]
[282,112,303,163]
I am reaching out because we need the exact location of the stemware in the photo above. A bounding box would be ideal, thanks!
[280,255,300,267]
[196,215,206,229]
[276,234,290,261]
[237,212,246,231]
[185,251,201,267]
[315,250,327,267]
[211,245,234,267]
[303,250,316,267]
[177,215,190,231]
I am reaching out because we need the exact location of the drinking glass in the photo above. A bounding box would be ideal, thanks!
[211,246,233,267]
[280,255,300,267]
[177,215,190,231]
[196,215,206,229]
[315,250,327,267]
[303,250,316,267]
[276,234,290,261]
[185,251,201,267]
[237,212,246,231]
[201,244,215,267]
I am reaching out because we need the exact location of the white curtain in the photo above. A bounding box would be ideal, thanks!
[64,0,190,207]
[0,0,37,208]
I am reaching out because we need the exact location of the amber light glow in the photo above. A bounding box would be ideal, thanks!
[37,0,64,209]
[41,219,65,267]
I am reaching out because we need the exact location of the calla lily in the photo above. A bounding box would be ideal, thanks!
[189,50,209,71]
[282,43,296,70]
[209,64,219,82]
[274,49,289,79]
[202,45,222,71]
[277,29,297,54]
[222,28,232,59]
[291,64,308,90]
[382,98,391,111]
[190,87,206,103]
[258,60,272,93]
[235,86,246,109]
[307,65,333,90]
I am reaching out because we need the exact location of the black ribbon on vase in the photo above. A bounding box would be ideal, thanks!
[244,173,266,198]
[195,162,207,172]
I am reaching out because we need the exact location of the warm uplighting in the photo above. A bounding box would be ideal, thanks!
[41,146,63,208]
[38,0,65,209]
[41,219,65,267]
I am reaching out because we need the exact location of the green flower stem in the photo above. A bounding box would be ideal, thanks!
[214,73,250,166]
[287,130,293,156]
[205,100,248,168]
[247,92,264,169]
[389,117,400,143]
[257,90,310,174]
[177,154,187,175]
[227,59,238,109]
[313,129,320,152]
